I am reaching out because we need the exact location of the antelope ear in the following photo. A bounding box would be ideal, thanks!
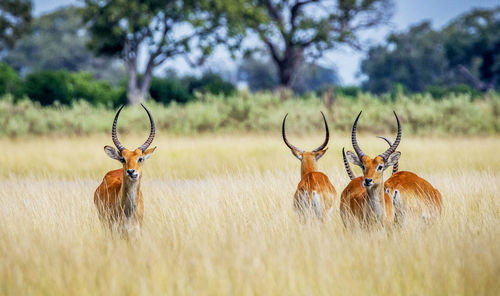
[142,146,156,160]
[384,152,401,169]
[104,146,122,161]
[346,151,362,167]
[315,148,328,160]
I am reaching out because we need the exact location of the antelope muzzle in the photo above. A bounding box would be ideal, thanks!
[363,178,374,188]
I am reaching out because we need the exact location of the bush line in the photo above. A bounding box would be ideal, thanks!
[1,92,499,137]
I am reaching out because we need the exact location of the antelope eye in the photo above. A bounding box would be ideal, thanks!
[377,165,383,171]
[138,157,144,163]
[119,158,126,164]
[361,164,365,170]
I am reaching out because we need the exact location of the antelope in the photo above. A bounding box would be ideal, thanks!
[377,136,443,223]
[339,111,401,227]
[339,147,367,226]
[282,112,336,221]
[94,104,156,236]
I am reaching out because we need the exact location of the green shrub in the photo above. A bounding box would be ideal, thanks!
[185,73,236,96]
[24,71,72,105]
[149,77,191,104]
[390,83,407,101]
[22,71,124,106]
[449,84,481,98]
[427,84,482,99]
[149,73,235,104]
[426,85,448,99]
[69,72,123,107]
[335,86,362,97]
[0,63,22,98]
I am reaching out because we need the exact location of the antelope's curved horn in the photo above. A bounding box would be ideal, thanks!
[313,111,330,152]
[377,136,399,174]
[111,105,126,152]
[342,147,355,180]
[282,114,304,153]
[376,136,392,146]
[138,104,156,152]
[379,111,402,160]
[351,111,365,160]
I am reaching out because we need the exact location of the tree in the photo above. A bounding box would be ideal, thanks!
[83,0,222,105]
[184,72,236,96]
[360,22,453,94]
[22,70,124,106]
[360,7,500,94]
[220,0,393,88]
[0,0,32,51]
[3,7,123,83]
[443,8,500,91]
[238,56,339,93]
[23,71,72,105]
[149,76,191,105]
[292,62,339,94]
[0,62,22,97]
[237,56,279,91]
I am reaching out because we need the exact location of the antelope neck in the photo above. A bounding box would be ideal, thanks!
[366,183,385,221]
[301,158,318,177]
[120,170,141,218]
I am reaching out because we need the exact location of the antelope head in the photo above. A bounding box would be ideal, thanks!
[104,104,156,182]
[346,111,401,190]
[282,112,330,177]
[377,136,400,175]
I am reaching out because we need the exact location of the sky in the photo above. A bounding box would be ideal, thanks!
[33,0,499,85]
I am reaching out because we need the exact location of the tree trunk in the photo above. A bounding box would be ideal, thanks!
[127,75,142,105]
[126,56,142,105]
[138,65,154,104]
[126,69,154,106]
[126,71,153,106]
[128,88,143,106]
[278,63,294,88]
[126,66,150,106]
[277,47,304,89]
[126,50,156,106]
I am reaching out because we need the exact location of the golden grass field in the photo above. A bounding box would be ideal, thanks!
[0,133,499,295]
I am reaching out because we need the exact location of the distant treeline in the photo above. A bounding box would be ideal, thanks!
[361,8,500,94]
[0,62,235,107]
[1,62,491,108]
[1,5,498,105]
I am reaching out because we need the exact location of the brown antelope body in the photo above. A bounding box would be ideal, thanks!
[94,104,156,236]
[283,112,336,221]
[339,148,371,226]
[340,111,401,227]
[377,136,443,223]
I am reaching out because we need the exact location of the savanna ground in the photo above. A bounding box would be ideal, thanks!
[0,133,499,295]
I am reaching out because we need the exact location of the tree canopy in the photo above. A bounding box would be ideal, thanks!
[0,0,32,51]
[361,7,500,94]
[3,7,123,82]
[443,7,500,91]
[219,0,394,88]
[83,0,224,105]
[360,22,452,93]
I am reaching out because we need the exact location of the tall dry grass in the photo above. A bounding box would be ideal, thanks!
[0,134,499,295]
